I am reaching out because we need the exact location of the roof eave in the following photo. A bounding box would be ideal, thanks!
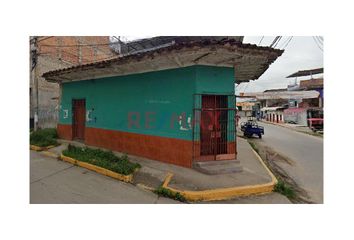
[42,40,284,83]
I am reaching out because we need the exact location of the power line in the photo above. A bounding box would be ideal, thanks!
[258,36,264,45]
[279,36,290,48]
[30,36,54,43]
[273,36,282,48]
[312,36,323,51]
[269,36,281,48]
[317,36,323,43]
[315,36,323,47]
[269,36,279,47]
[316,36,323,45]
[282,36,293,49]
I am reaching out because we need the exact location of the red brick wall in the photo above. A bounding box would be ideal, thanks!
[37,36,114,65]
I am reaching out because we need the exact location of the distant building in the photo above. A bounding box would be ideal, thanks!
[283,108,323,126]
[30,36,117,129]
[298,78,323,108]
[261,106,286,123]
[258,88,288,123]
[283,68,324,125]
[236,101,257,117]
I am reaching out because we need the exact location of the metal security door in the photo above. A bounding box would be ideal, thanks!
[200,95,216,157]
[199,95,228,160]
[193,94,236,162]
[72,99,86,140]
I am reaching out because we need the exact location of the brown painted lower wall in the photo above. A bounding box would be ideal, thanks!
[57,124,72,140]
[56,124,238,168]
[57,124,193,168]
[193,141,237,161]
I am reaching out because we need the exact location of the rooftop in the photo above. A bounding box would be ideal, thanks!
[287,67,323,78]
[117,36,244,55]
[42,37,284,83]
[299,78,323,89]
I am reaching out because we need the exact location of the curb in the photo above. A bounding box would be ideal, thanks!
[161,149,278,202]
[30,144,56,151]
[260,120,323,137]
[41,151,59,158]
[60,154,133,183]
[261,120,298,130]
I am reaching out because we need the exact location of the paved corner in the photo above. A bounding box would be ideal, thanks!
[30,150,179,204]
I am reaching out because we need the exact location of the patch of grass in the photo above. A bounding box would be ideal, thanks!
[30,128,58,147]
[274,180,296,199]
[154,186,186,202]
[248,141,259,154]
[62,145,141,175]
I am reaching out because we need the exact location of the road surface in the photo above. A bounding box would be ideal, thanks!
[30,150,178,204]
[255,121,323,203]
[30,150,290,204]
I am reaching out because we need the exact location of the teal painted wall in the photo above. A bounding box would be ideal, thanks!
[194,66,236,142]
[59,65,235,141]
[195,65,235,95]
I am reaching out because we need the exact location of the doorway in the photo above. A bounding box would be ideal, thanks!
[199,95,229,160]
[192,94,236,162]
[72,99,86,140]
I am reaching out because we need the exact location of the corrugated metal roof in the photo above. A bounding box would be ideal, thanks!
[42,38,284,83]
[287,68,323,78]
[119,36,244,55]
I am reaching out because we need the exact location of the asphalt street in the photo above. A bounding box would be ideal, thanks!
[255,121,323,203]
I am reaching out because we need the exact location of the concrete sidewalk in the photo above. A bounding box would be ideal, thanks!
[132,138,271,190]
[50,137,290,203]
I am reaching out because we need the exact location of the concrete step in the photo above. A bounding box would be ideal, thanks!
[193,160,243,175]
[194,159,240,166]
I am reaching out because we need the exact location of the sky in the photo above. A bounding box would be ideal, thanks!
[238,36,323,93]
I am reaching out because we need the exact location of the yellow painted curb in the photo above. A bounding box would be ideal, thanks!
[60,154,77,165]
[30,145,43,151]
[41,151,59,158]
[60,154,133,183]
[161,149,278,202]
[30,145,56,151]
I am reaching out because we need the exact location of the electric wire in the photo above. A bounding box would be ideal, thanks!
[258,36,264,45]
[313,36,323,51]
[282,36,293,49]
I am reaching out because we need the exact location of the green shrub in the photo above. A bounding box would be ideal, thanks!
[274,180,296,199]
[154,186,186,202]
[30,128,58,147]
[62,145,141,175]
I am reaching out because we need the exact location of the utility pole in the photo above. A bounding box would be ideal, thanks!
[30,37,39,130]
